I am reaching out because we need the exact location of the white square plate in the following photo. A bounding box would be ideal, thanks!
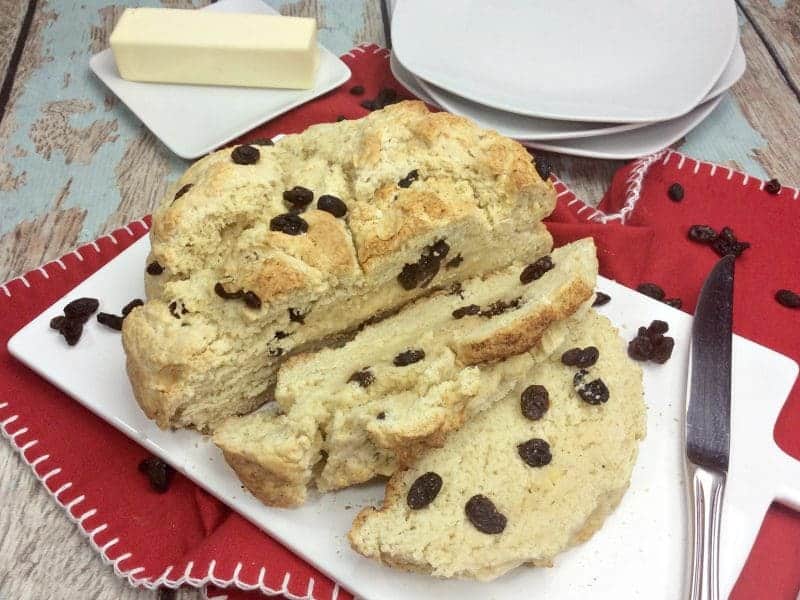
[8,234,800,600]
[90,0,351,159]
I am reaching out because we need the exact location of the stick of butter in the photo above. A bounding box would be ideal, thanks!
[110,8,319,90]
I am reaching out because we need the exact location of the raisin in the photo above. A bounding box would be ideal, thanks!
[376,411,386,420]
[517,438,552,467]
[397,240,448,289]
[173,183,193,202]
[60,319,83,346]
[667,183,684,201]
[168,301,184,319]
[533,156,552,181]
[349,84,365,95]
[317,194,347,218]
[573,370,610,405]
[270,213,308,235]
[394,349,425,366]
[520,256,554,284]
[398,169,419,188]
[664,297,682,309]
[479,298,521,318]
[560,347,598,368]
[214,283,243,300]
[283,186,314,209]
[452,304,480,319]
[651,336,675,364]
[688,225,718,244]
[647,320,669,335]
[627,336,654,361]
[97,312,124,331]
[249,138,274,146]
[765,178,781,195]
[592,291,611,307]
[348,368,375,388]
[637,283,665,301]
[122,298,144,317]
[465,495,507,534]
[274,330,290,339]
[448,282,464,298]
[50,315,66,330]
[138,457,174,493]
[231,145,260,165]
[146,261,164,275]
[520,385,549,420]
[776,289,800,309]
[241,291,260,309]
[446,254,463,269]
[288,308,305,324]
[361,87,398,111]
[63,297,99,322]
[406,472,443,510]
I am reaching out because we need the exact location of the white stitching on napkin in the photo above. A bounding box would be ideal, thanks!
[590,150,668,224]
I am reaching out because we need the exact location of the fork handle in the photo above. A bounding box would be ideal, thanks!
[687,464,727,600]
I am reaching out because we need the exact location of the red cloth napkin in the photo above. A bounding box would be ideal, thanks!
[1,44,798,600]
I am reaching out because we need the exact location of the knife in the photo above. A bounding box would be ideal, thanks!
[685,254,735,600]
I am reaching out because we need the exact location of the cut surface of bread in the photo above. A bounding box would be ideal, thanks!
[348,309,646,581]
[213,239,598,507]
[122,101,557,430]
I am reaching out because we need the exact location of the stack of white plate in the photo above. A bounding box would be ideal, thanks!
[389,0,742,159]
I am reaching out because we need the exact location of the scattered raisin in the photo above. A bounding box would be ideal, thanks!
[398,169,419,188]
[517,438,552,467]
[560,347,598,368]
[288,308,305,324]
[627,335,654,361]
[520,256,554,284]
[63,298,99,322]
[397,239,449,289]
[60,319,83,346]
[214,283,243,300]
[231,145,260,165]
[765,178,781,195]
[533,156,552,181]
[637,283,665,301]
[651,336,675,364]
[270,213,308,236]
[664,297,683,309]
[138,457,174,493]
[688,225,718,244]
[593,291,611,307]
[50,315,66,330]
[283,186,314,209]
[452,304,480,319]
[406,472,443,510]
[173,183,193,201]
[465,495,507,534]
[317,194,347,218]
[168,301,185,319]
[376,411,386,420]
[122,298,144,317]
[628,320,674,364]
[394,349,425,366]
[776,289,800,309]
[348,368,375,388]
[647,320,669,335]
[242,291,261,309]
[349,85,365,95]
[573,371,610,405]
[667,183,684,201]
[146,261,164,275]
[446,254,463,269]
[97,312,124,331]
[520,385,549,420]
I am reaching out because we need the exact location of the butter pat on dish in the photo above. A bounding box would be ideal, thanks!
[110,8,319,90]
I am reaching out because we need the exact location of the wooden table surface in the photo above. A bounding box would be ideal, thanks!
[1,1,798,598]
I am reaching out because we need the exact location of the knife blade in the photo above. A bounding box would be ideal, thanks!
[686,254,735,472]
[685,254,735,600]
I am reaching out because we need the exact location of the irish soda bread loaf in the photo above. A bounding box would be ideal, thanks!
[213,239,598,507]
[122,101,556,430]
[349,309,646,580]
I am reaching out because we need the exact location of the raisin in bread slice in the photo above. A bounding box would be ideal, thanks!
[123,101,557,431]
[348,309,646,580]
[212,239,598,507]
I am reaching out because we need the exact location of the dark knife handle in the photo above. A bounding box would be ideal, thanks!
[687,464,726,600]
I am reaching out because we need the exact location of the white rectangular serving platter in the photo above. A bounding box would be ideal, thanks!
[8,233,800,600]
[90,0,351,159]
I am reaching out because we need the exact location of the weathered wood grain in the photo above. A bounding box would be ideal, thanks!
[0,0,29,80]
[738,0,800,98]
